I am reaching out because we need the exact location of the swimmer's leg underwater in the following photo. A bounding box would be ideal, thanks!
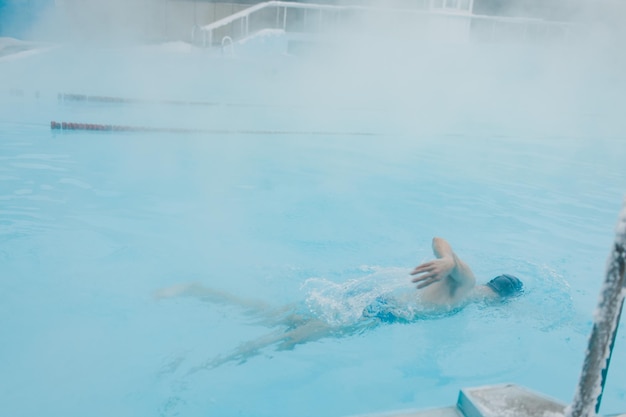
[154,282,300,327]
[155,283,378,370]
[188,318,377,372]
[154,282,273,312]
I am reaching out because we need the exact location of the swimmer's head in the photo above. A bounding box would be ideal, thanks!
[486,274,524,299]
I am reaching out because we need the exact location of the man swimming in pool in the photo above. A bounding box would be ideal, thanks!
[155,237,523,370]
[410,237,523,308]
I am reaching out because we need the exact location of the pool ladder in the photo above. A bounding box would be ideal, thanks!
[567,200,626,417]
[221,36,234,56]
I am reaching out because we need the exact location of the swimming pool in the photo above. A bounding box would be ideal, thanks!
[1,35,625,417]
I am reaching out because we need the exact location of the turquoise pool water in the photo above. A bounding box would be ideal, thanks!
[1,39,626,417]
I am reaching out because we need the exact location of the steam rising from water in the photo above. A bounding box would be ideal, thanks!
[3,0,626,128]
[3,4,626,417]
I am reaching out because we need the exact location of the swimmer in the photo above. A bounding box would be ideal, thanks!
[361,237,523,322]
[155,237,523,370]
[410,237,523,308]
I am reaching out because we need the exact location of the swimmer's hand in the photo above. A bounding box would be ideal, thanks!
[410,257,455,289]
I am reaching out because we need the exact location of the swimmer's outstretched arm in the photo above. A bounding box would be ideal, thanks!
[410,237,475,289]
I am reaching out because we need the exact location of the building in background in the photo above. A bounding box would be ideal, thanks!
[0,0,621,42]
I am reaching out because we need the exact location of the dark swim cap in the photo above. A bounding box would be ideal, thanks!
[486,274,523,298]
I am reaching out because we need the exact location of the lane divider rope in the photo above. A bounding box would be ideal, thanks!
[50,121,378,136]
[58,93,221,107]
[57,93,381,111]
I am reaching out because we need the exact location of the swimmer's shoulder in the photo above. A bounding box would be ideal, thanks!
[418,276,473,309]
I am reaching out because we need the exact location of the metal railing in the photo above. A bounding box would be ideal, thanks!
[191,0,574,48]
[192,0,476,47]
[194,1,370,47]
[567,200,626,417]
